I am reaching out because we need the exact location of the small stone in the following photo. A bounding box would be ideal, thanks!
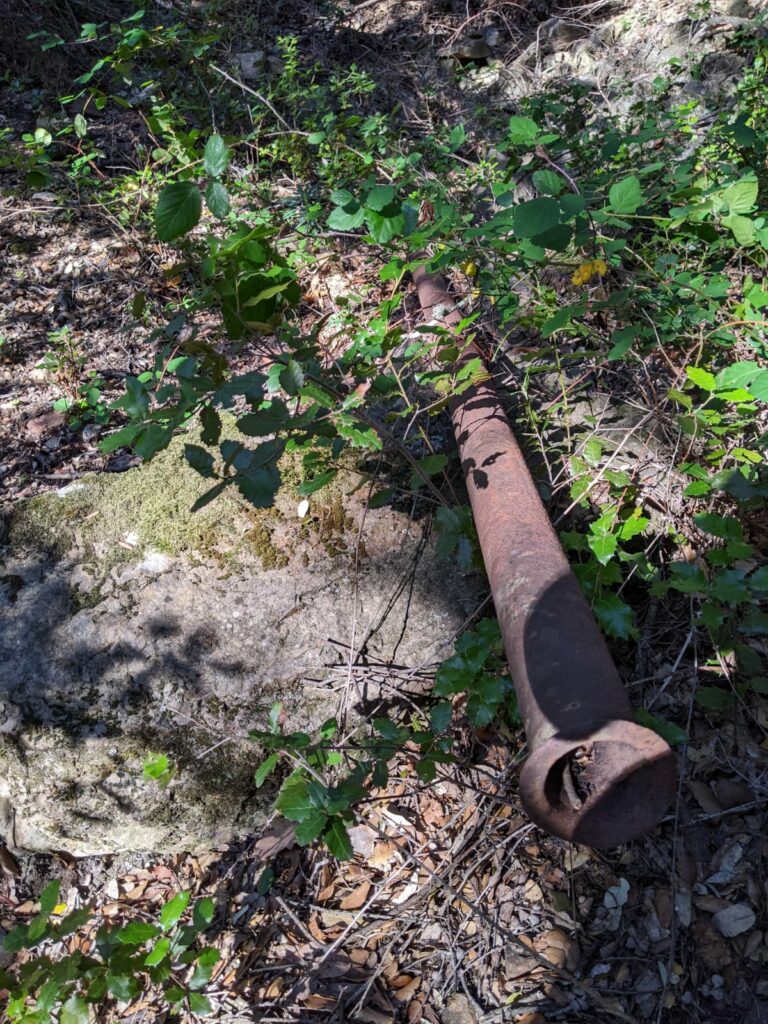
[236,51,267,79]
[713,903,756,938]
[137,551,172,574]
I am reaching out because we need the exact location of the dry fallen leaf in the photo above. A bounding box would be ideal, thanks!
[712,902,756,938]
[340,880,371,911]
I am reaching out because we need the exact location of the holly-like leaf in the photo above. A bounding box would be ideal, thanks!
[116,921,160,944]
[324,818,353,860]
[295,810,328,846]
[155,182,202,241]
[160,891,191,931]
[60,996,90,1024]
[255,752,279,788]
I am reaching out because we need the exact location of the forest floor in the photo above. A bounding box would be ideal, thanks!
[2,1,768,1023]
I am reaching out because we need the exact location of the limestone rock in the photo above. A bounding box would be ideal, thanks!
[1,447,480,855]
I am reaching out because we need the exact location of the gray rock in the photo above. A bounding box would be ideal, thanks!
[0,490,479,856]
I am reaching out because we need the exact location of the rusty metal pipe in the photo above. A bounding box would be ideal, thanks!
[414,266,677,847]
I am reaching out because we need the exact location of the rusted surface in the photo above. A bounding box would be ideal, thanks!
[414,266,677,847]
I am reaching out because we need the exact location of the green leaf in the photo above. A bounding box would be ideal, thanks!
[593,593,636,640]
[715,361,760,390]
[107,974,136,1002]
[275,778,317,821]
[507,116,540,146]
[723,177,758,214]
[204,134,229,178]
[295,810,328,845]
[430,702,453,733]
[694,512,742,541]
[365,185,396,211]
[695,686,732,712]
[155,182,202,242]
[410,453,447,488]
[723,213,755,246]
[205,180,230,220]
[73,113,87,138]
[588,533,617,565]
[298,468,337,496]
[748,368,768,402]
[255,752,279,788]
[364,208,404,243]
[34,127,52,146]
[117,921,160,944]
[532,169,563,196]
[144,936,171,966]
[39,880,61,918]
[237,403,289,436]
[635,709,688,746]
[193,897,215,932]
[512,198,561,239]
[189,992,212,1015]
[608,176,643,214]
[160,891,191,931]
[324,818,353,860]
[279,359,304,396]
[328,202,365,231]
[686,366,716,391]
[607,325,640,361]
[60,996,90,1024]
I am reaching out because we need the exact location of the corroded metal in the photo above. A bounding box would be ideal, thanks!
[414,266,677,847]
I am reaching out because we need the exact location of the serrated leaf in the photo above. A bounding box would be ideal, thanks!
[60,996,90,1024]
[295,810,328,845]
[507,116,540,146]
[532,169,563,196]
[723,212,755,246]
[39,880,61,918]
[593,593,637,640]
[189,992,212,1015]
[155,181,202,241]
[588,532,618,565]
[328,202,365,231]
[205,179,230,220]
[366,184,396,211]
[608,176,643,214]
[160,891,191,931]
[512,197,561,239]
[204,134,229,178]
[748,368,768,401]
[723,178,758,214]
[275,778,316,822]
[116,921,160,944]
[144,937,171,966]
[430,702,453,733]
[324,818,353,860]
[686,366,716,391]
[255,752,279,788]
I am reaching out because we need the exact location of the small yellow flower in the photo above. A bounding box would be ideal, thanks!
[571,258,608,287]
[461,260,478,278]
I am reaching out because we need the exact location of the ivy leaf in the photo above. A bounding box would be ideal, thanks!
[588,532,618,565]
[204,134,229,178]
[593,593,637,640]
[608,175,643,214]
[205,180,230,220]
[155,182,202,241]
[324,818,353,860]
